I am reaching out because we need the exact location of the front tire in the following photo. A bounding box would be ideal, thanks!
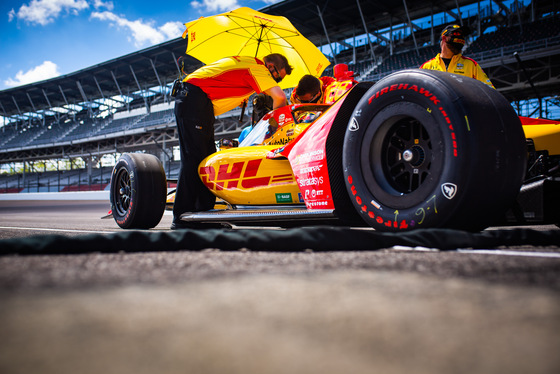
[110,153,167,229]
[343,69,526,231]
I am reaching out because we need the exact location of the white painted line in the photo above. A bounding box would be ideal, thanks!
[457,249,560,259]
[392,246,560,258]
[0,226,116,234]
[392,246,439,252]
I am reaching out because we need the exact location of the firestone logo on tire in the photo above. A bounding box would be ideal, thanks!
[441,183,457,199]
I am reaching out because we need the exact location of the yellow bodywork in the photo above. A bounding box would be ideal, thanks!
[522,123,560,156]
[198,145,300,205]
[201,107,322,205]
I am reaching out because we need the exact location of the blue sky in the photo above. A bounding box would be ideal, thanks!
[0,0,280,90]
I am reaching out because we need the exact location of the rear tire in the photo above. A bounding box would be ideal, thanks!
[342,69,526,231]
[110,153,167,229]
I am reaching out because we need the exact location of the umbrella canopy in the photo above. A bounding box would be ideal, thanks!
[182,7,331,89]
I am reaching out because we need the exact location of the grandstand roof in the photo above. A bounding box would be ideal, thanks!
[262,0,479,47]
[0,38,201,119]
[1,0,482,119]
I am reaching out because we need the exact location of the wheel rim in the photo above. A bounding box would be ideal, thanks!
[378,117,433,194]
[113,167,132,216]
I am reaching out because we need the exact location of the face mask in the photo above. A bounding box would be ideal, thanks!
[267,64,283,83]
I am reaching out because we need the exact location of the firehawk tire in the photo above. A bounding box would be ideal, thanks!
[110,153,167,229]
[342,69,526,231]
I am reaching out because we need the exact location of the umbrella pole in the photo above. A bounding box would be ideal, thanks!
[254,25,265,57]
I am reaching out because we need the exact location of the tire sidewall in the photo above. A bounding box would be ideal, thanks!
[343,71,472,231]
[110,154,140,228]
[110,153,166,229]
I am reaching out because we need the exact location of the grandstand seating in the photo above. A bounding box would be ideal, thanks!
[358,15,560,82]
[47,108,175,144]
[62,120,104,142]
[0,166,114,193]
[0,125,20,148]
[1,124,45,149]
[28,122,74,146]
[361,45,439,81]
[0,160,180,192]
[0,107,176,155]
[128,108,175,130]
[96,116,134,136]
[469,16,560,53]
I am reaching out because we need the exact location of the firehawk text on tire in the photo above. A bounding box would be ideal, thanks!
[342,69,527,231]
[110,153,167,229]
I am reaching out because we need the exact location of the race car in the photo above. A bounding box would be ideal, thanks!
[109,69,560,232]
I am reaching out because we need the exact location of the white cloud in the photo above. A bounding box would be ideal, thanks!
[93,0,113,11]
[4,61,61,87]
[91,11,183,47]
[191,0,240,13]
[9,0,89,26]
[159,21,185,39]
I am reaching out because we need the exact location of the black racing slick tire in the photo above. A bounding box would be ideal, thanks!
[342,69,526,232]
[110,153,167,229]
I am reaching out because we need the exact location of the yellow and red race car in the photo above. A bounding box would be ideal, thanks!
[109,69,560,231]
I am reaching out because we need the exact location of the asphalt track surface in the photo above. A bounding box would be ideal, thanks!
[1,196,559,374]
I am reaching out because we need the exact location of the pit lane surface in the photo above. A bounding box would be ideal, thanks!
[1,195,559,374]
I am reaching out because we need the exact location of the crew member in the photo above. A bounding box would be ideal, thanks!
[420,24,494,88]
[290,74,335,104]
[172,53,292,229]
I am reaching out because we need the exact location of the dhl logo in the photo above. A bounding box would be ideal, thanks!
[200,158,294,191]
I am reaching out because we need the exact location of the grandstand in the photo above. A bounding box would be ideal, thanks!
[1,0,559,193]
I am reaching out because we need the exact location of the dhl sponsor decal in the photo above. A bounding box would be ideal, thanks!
[200,159,294,191]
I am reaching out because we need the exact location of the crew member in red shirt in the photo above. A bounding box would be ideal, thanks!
[172,54,292,229]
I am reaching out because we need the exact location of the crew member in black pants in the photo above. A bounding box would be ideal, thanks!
[173,82,217,227]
